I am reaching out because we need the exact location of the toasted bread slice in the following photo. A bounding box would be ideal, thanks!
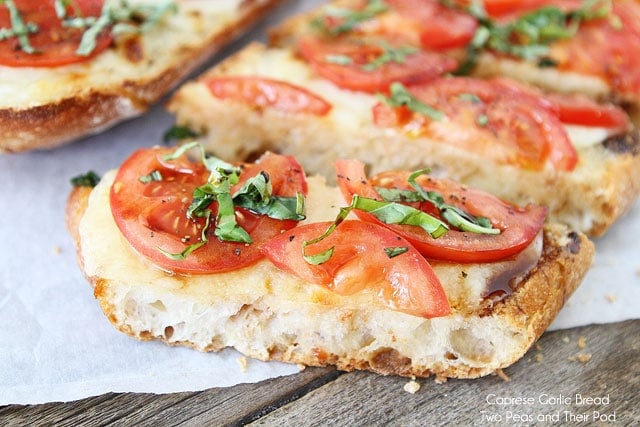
[0,0,284,153]
[167,42,640,237]
[66,169,593,379]
[269,0,640,124]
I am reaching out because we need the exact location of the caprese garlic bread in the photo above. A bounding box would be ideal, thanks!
[66,144,593,379]
[167,42,640,237]
[0,0,284,153]
[271,0,640,118]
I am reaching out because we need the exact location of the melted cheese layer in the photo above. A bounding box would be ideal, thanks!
[80,171,542,315]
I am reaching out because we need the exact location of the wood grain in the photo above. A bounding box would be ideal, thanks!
[1,320,638,426]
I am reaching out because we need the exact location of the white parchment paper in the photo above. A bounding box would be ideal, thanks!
[1,0,639,406]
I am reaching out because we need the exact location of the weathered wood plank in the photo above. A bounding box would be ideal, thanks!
[0,367,337,427]
[248,320,640,426]
[1,321,637,426]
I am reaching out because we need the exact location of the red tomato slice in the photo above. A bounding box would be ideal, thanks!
[110,147,308,275]
[0,0,111,67]
[335,159,548,263]
[545,93,630,132]
[297,35,458,93]
[204,76,332,116]
[386,0,478,50]
[261,220,451,318]
[551,0,640,99]
[372,77,578,171]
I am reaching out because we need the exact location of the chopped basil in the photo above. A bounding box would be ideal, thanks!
[384,246,409,258]
[0,0,38,54]
[311,0,388,35]
[77,0,177,56]
[362,42,418,71]
[476,113,489,127]
[70,170,101,187]
[406,169,498,234]
[0,0,176,56]
[158,142,306,259]
[451,0,614,74]
[138,170,163,183]
[379,82,444,121]
[163,125,202,143]
[324,54,353,66]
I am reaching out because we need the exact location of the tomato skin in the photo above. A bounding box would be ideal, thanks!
[261,220,451,318]
[372,77,578,171]
[545,93,630,132]
[204,76,332,116]
[110,147,307,275]
[386,0,478,50]
[335,159,548,263]
[297,35,457,94]
[0,0,112,67]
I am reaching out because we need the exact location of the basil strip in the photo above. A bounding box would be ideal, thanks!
[380,82,444,121]
[302,194,448,265]
[362,42,418,71]
[312,0,388,35]
[76,0,177,56]
[163,125,201,143]
[406,169,498,235]
[138,170,162,183]
[385,246,409,258]
[233,172,305,221]
[0,0,38,53]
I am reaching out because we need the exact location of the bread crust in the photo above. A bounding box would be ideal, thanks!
[0,0,284,153]
[66,173,594,379]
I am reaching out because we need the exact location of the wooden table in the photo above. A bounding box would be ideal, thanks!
[2,319,637,426]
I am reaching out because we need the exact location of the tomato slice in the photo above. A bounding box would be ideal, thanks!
[545,93,630,132]
[385,0,478,50]
[0,0,111,67]
[261,220,451,318]
[204,76,332,116]
[335,159,548,263]
[297,35,458,93]
[372,77,578,171]
[550,0,640,99]
[110,147,308,274]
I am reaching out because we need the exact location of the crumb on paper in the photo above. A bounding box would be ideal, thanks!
[404,377,420,394]
[237,356,248,372]
[297,364,306,371]
[535,353,544,363]
[568,353,592,364]
[562,336,570,344]
[577,336,587,349]
[605,293,617,303]
[53,245,62,255]
[495,369,510,382]
[535,342,542,351]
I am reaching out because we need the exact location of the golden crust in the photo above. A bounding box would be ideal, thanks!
[66,181,594,379]
[0,0,284,153]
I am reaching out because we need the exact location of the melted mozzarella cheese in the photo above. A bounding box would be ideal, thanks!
[80,171,542,315]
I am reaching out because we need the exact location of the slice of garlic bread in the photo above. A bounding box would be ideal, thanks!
[0,0,284,153]
[66,166,593,379]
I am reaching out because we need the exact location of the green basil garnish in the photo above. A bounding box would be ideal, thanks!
[379,82,444,121]
[70,170,101,187]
